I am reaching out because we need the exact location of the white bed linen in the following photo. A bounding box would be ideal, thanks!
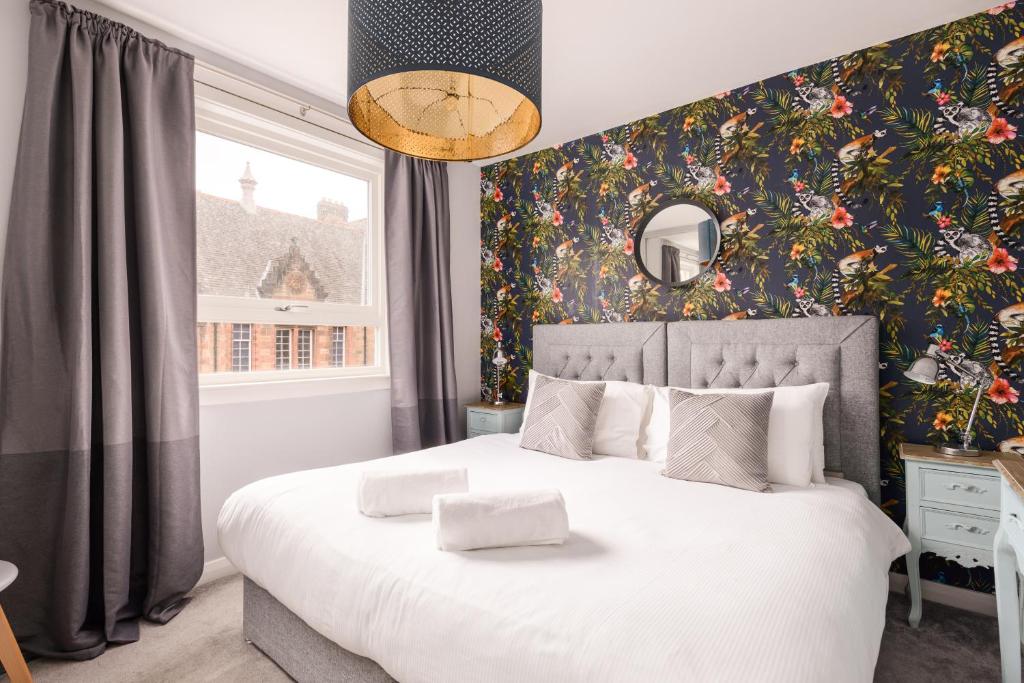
[219,434,909,683]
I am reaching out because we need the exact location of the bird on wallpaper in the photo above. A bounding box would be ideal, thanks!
[930,325,945,342]
[719,109,756,139]
[997,302,1024,329]
[929,202,944,219]
[837,130,886,165]
[928,79,943,96]
[720,209,757,235]
[496,212,515,233]
[787,276,801,290]
[1000,437,1024,456]
[837,246,888,275]
[627,182,657,208]
[722,309,758,320]
[788,170,801,184]
[555,159,576,182]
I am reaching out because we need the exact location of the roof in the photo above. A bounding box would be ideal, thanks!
[197,193,367,305]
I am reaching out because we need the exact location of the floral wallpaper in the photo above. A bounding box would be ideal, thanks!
[480,3,1024,592]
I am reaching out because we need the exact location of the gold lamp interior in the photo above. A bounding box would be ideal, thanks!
[348,70,541,161]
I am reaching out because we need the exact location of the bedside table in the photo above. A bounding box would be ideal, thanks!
[901,442,1021,628]
[993,458,1024,682]
[466,402,525,438]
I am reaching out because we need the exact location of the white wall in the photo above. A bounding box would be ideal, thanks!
[199,390,393,561]
[0,0,482,566]
[448,161,483,425]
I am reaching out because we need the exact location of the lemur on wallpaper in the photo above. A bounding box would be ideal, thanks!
[481,4,1024,592]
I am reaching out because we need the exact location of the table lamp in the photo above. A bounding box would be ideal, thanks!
[490,343,508,406]
[904,343,991,456]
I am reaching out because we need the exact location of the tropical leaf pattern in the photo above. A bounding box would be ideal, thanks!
[480,4,1024,592]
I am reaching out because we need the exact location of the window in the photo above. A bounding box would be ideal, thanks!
[275,328,291,369]
[194,77,387,387]
[231,324,251,372]
[297,328,313,369]
[331,327,346,368]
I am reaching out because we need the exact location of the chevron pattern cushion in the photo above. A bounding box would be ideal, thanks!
[519,374,606,460]
[662,390,774,492]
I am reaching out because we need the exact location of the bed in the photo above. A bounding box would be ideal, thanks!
[218,316,910,682]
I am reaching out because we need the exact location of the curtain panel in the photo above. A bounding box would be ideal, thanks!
[385,151,460,453]
[0,0,202,659]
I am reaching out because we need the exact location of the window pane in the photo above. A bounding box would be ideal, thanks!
[275,328,291,370]
[231,323,251,372]
[331,327,346,368]
[196,131,370,305]
[297,329,313,369]
[197,323,378,373]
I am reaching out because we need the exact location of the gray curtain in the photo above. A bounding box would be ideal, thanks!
[0,0,201,660]
[385,151,460,453]
[661,244,681,283]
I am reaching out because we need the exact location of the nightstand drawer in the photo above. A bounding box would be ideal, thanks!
[920,467,1000,511]
[920,507,998,549]
[467,429,493,439]
[468,410,499,431]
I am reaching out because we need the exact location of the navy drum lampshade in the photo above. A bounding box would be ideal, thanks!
[347,0,543,161]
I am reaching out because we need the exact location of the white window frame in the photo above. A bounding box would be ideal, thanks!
[194,72,388,392]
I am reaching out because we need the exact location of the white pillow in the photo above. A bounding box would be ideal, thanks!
[520,370,651,459]
[643,383,829,488]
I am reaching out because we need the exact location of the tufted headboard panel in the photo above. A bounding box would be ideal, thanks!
[532,322,667,385]
[666,316,880,502]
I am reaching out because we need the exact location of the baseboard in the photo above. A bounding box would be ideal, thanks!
[889,572,996,617]
[197,556,238,588]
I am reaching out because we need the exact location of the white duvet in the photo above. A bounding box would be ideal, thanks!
[218,434,909,683]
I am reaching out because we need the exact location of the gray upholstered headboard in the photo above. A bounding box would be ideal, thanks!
[530,316,880,503]
[532,322,667,385]
[666,317,879,503]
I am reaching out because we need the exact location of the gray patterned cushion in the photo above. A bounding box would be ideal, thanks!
[662,390,774,492]
[519,374,606,460]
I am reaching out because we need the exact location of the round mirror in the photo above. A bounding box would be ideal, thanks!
[634,201,721,287]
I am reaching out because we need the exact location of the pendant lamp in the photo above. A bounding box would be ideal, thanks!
[347,0,543,161]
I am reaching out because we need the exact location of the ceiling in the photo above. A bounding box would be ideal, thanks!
[104,0,997,164]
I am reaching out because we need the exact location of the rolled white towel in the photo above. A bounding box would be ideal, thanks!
[433,489,569,551]
[358,468,469,517]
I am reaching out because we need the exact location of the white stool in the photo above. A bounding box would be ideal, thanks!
[0,561,32,683]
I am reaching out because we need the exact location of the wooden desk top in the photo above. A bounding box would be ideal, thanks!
[995,459,1024,500]
[465,401,525,411]
[899,442,1021,469]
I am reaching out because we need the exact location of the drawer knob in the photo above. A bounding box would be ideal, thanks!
[946,522,989,535]
[946,482,988,494]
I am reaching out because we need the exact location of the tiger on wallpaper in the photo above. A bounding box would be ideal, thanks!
[480,3,1024,594]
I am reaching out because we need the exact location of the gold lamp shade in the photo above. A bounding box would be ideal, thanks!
[347,1,543,161]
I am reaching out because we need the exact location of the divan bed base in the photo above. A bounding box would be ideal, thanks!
[243,576,395,682]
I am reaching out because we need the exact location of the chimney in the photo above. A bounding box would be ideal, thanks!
[239,162,257,214]
[317,198,349,225]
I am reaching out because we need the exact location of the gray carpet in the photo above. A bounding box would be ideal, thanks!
[9,575,1003,682]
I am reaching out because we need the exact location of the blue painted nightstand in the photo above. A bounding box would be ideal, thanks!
[900,443,1019,628]
[465,402,525,438]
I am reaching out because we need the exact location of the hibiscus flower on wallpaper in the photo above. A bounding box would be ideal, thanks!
[480,4,1024,591]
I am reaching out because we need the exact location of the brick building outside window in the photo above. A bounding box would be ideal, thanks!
[195,156,377,375]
